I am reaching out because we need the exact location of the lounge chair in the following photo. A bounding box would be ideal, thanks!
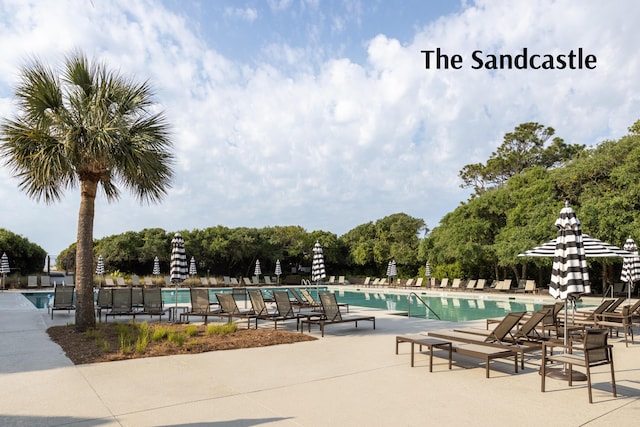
[271,290,319,329]
[429,312,536,369]
[325,276,336,285]
[474,279,487,291]
[95,287,113,322]
[288,288,315,309]
[131,275,140,287]
[137,287,172,321]
[300,292,375,337]
[248,289,287,329]
[514,279,536,293]
[465,279,477,291]
[180,288,219,324]
[300,288,349,312]
[27,275,38,287]
[595,304,635,347]
[402,278,414,288]
[460,309,550,344]
[144,276,155,287]
[49,285,75,319]
[450,278,463,291]
[209,277,218,286]
[337,276,349,285]
[131,287,144,309]
[104,277,116,287]
[363,277,371,287]
[40,275,50,287]
[116,277,127,287]
[263,276,272,285]
[200,277,210,286]
[214,293,257,327]
[541,328,616,403]
[104,288,135,322]
[413,277,424,288]
[572,299,619,327]
[370,278,380,287]
[439,278,449,289]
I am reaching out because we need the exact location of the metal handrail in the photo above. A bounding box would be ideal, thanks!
[408,292,441,320]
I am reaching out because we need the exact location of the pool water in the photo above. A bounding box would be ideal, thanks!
[22,288,588,323]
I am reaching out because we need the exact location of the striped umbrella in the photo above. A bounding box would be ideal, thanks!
[311,241,326,284]
[621,237,640,299]
[1,253,9,291]
[549,203,590,374]
[425,261,431,277]
[549,203,590,300]
[152,256,160,276]
[189,256,197,277]
[275,259,282,284]
[519,234,633,258]
[170,233,188,284]
[254,259,262,279]
[387,260,397,283]
[96,254,104,287]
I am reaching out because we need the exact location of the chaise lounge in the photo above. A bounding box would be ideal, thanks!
[300,292,375,337]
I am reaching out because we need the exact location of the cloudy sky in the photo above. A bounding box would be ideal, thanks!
[1,0,639,256]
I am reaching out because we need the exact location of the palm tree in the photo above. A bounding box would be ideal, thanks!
[0,51,174,331]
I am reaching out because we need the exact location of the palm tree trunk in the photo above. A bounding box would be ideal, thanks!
[75,179,98,331]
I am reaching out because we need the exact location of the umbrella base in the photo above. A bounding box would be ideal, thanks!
[541,367,587,382]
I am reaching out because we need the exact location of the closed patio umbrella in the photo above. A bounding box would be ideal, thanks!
[312,242,326,298]
[170,233,188,314]
[548,202,590,380]
[152,256,160,276]
[425,261,431,278]
[275,259,282,284]
[1,252,9,291]
[387,260,397,284]
[621,237,640,300]
[96,254,104,287]
[189,256,197,277]
[254,259,262,281]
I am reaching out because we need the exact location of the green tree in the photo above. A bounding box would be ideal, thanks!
[459,122,583,194]
[0,228,48,276]
[0,52,174,331]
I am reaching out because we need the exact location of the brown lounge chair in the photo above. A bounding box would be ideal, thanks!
[457,308,551,344]
[214,293,258,328]
[429,312,538,369]
[541,328,616,403]
[180,288,220,324]
[136,287,172,322]
[595,304,636,347]
[300,292,375,337]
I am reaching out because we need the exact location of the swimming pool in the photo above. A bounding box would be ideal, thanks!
[22,287,587,322]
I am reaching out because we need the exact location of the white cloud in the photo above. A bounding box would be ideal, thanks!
[224,7,258,22]
[0,0,639,256]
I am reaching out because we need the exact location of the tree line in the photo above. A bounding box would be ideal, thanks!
[421,120,640,293]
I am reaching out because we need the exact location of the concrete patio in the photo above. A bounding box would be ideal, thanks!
[1,290,639,426]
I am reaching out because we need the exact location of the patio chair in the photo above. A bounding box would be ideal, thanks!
[105,287,135,322]
[137,287,172,322]
[247,289,283,328]
[200,277,210,286]
[572,299,618,326]
[450,278,463,291]
[40,275,50,287]
[116,277,127,287]
[180,288,219,324]
[362,277,371,287]
[49,285,75,319]
[27,275,38,287]
[337,276,349,285]
[465,279,477,291]
[263,276,272,285]
[289,288,315,309]
[413,277,424,288]
[214,293,258,328]
[473,279,487,291]
[439,278,449,289]
[143,276,155,287]
[104,277,116,287]
[95,287,113,322]
[209,277,218,286]
[541,328,616,403]
[595,304,635,347]
[300,292,375,337]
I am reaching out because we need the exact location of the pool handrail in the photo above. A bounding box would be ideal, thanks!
[408,292,441,320]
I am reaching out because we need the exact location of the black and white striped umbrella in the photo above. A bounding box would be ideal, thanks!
[170,233,188,284]
[621,237,640,299]
[189,256,197,277]
[311,241,326,284]
[518,234,633,258]
[275,259,282,283]
[95,254,104,276]
[549,203,590,300]
[1,252,9,290]
[387,260,397,278]
[425,261,431,277]
[152,256,160,276]
[254,259,262,278]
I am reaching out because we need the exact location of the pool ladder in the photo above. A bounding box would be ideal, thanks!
[407,292,441,320]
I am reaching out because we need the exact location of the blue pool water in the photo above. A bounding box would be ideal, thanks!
[22,288,589,322]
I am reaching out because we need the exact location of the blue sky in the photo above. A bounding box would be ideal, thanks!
[1,0,639,257]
